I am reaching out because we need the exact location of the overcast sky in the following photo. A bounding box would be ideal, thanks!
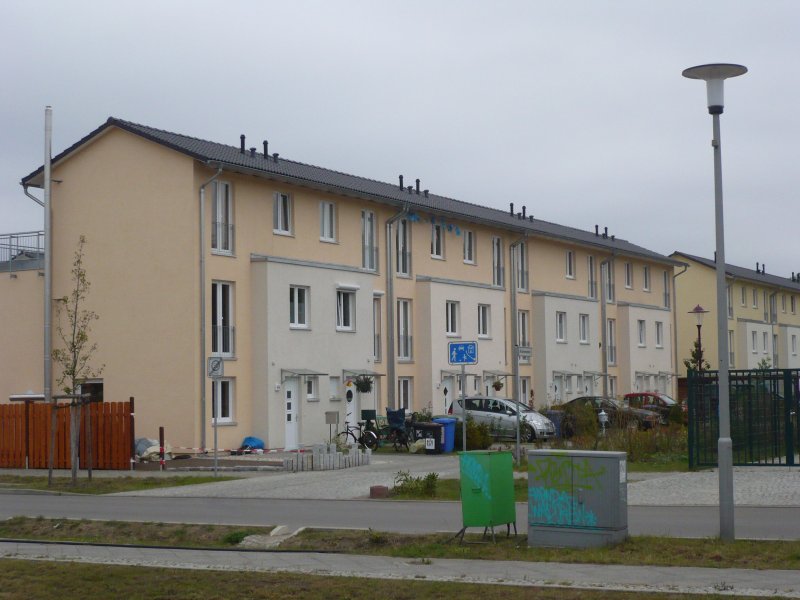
[1,1,798,277]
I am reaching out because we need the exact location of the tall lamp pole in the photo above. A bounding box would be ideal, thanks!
[683,63,747,541]
[689,304,709,373]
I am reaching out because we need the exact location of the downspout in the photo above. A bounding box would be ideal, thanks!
[43,108,53,414]
[599,255,615,397]
[23,184,45,207]
[199,165,223,450]
[672,263,689,390]
[385,204,408,410]
[509,235,527,406]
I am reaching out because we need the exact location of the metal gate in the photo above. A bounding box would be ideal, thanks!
[688,369,799,467]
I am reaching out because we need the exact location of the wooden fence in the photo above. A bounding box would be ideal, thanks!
[0,399,134,470]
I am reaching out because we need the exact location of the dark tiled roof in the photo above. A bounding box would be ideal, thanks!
[23,117,679,265]
[673,251,800,291]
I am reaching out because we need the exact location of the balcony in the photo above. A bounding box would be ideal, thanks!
[211,325,235,357]
[0,231,44,273]
[211,221,235,254]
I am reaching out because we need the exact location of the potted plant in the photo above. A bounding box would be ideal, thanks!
[492,380,504,392]
[354,375,373,393]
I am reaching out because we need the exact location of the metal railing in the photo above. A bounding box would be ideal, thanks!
[0,231,44,273]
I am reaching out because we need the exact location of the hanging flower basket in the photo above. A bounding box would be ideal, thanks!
[492,380,504,392]
[354,375,373,393]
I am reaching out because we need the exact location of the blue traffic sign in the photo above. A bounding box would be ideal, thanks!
[448,341,478,365]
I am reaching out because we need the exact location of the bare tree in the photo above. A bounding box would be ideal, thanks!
[51,235,104,485]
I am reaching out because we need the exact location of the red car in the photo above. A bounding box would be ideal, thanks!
[623,392,685,425]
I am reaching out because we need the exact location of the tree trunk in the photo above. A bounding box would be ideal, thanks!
[70,403,79,486]
[47,400,57,487]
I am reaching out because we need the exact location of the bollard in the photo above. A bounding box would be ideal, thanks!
[159,426,165,471]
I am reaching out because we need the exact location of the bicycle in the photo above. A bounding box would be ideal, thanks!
[336,420,378,450]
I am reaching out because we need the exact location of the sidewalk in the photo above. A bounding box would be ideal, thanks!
[2,540,799,596]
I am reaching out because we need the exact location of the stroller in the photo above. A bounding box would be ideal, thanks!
[386,408,411,451]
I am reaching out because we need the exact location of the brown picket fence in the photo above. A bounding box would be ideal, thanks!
[0,399,134,470]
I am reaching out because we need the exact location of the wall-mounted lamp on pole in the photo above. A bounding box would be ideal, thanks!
[688,304,709,374]
[683,62,747,542]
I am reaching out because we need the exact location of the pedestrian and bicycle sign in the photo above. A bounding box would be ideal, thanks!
[448,341,478,365]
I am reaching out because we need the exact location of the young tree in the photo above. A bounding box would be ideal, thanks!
[51,235,104,485]
[683,339,710,373]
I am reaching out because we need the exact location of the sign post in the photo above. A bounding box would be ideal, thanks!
[207,357,224,477]
[448,341,478,452]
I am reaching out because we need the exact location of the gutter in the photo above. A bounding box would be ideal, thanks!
[198,164,223,450]
[599,253,615,397]
[508,234,527,407]
[384,204,408,410]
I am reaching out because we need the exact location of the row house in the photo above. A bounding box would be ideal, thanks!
[0,117,678,451]
[672,252,800,374]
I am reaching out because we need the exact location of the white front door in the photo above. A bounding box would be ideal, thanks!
[345,386,360,427]
[284,378,299,450]
[441,376,454,414]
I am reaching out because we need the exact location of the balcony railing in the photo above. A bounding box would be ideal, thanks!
[0,231,44,273]
[211,221,235,253]
[211,325,236,356]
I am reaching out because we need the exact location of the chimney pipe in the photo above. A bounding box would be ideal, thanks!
[763,264,766,274]
[423,190,429,198]
[415,179,420,195]
[714,251,717,262]
[517,212,522,219]
[509,202,514,216]
[249,147,256,157]
[793,272,796,281]
[407,186,412,194]
[240,134,245,154]
[529,215,534,222]
[603,226,608,238]
[263,140,268,158]
[522,206,527,218]
[273,153,279,163]
[399,175,404,190]
[756,262,760,273]
[595,225,599,236]
[611,235,615,241]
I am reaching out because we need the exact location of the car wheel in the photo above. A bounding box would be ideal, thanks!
[522,423,536,443]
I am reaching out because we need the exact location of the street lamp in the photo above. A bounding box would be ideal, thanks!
[688,304,709,373]
[683,63,747,542]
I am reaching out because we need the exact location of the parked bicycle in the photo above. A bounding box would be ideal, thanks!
[336,420,378,450]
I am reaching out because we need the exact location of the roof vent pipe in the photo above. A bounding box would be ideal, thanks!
[509,202,514,216]
[793,272,796,281]
[240,134,245,153]
[529,215,534,222]
[756,262,760,273]
[399,175,404,190]
[611,235,615,241]
[763,264,766,274]
[522,206,526,218]
[407,186,413,194]
[249,147,256,157]
[263,140,268,158]
[603,227,608,239]
[517,212,522,219]
[423,190,429,198]
[416,179,420,195]
[273,153,279,163]
[595,225,599,236]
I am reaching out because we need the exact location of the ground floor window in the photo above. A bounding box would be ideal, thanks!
[212,378,234,423]
[398,377,412,410]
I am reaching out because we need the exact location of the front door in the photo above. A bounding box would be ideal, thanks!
[284,378,299,450]
[441,376,454,414]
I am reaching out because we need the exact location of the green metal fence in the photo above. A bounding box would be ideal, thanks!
[688,369,799,468]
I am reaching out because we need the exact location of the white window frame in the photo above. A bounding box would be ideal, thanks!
[212,181,233,254]
[478,304,491,338]
[431,222,444,259]
[329,376,341,400]
[372,296,381,362]
[587,256,597,299]
[662,270,671,308]
[289,285,309,329]
[637,319,646,347]
[604,262,615,303]
[211,281,234,357]
[397,298,412,360]
[320,200,336,242]
[655,321,664,348]
[752,331,758,354]
[753,289,758,308]
[211,378,234,424]
[515,242,528,291]
[609,376,617,399]
[518,310,530,349]
[579,313,589,344]
[306,376,318,401]
[492,236,504,287]
[555,311,567,342]
[624,263,633,289]
[793,296,797,315]
[642,266,651,291]
[741,286,747,307]
[763,331,769,354]
[607,318,617,365]
[336,289,356,332]
[445,300,460,337]
[273,192,292,235]
[398,377,413,411]
[782,294,787,313]
[566,250,575,279]
[792,334,797,356]
[463,229,475,264]
[396,219,410,276]
[361,210,377,271]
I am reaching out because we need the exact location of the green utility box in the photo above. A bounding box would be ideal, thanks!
[457,451,516,541]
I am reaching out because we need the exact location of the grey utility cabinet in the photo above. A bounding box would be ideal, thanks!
[527,449,627,548]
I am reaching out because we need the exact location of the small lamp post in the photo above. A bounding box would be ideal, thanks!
[683,62,747,542]
[688,304,709,374]
[598,409,609,436]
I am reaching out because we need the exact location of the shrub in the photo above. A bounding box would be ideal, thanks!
[392,470,439,497]
[453,417,493,450]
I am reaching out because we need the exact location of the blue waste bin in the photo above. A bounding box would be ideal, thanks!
[433,417,456,453]
[544,410,564,438]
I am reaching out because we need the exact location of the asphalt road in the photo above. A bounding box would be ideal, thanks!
[1,494,798,540]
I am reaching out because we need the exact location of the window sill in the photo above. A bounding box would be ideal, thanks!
[320,238,338,244]
[463,260,475,266]
[431,255,445,261]
[398,359,414,364]
[306,397,320,403]
[656,345,664,349]
[335,328,356,333]
[446,333,460,339]
[579,341,590,345]
[329,397,342,402]
[290,325,311,331]
[565,275,575,280]
[211,420,236,427]
[624,285,632,290]
[556,340,567,344]
[396,273,412,279]
[211,250,236,257]
[478,335,492,340]
[638,344,646,348]
[273,230,294,237]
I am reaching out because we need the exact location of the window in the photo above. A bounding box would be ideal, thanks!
[397,299,412,360]
[655,321,664,348]
[752,331,758,353]
[782,294,787,313]
[463,230,475,264]
[478,304,491,338]
[587,256,597,299]
[211,282,234,356]
[763,331,769,354]
[662,271,671,308]
[764,290,769,322]
[492,237,504,286]
[637,319,646,347]
[517,310,530,348]
[729,330,735,367]
[306,376,318,400]
[579,314,589,344]
[211,378,233,423]
[603,262,615,302]
[395,219,410,276]
[555,311,567,342]
[741,286,747,307]
[643,266,651,291]
[566,250,575,279]
[793,296,797,314]
[336,290,356,331]
[289,285,309,328]
[329,376,341,400]
[753,289,758,308]
[624,263,633,288]
[520,377,530,405]
[398,377,413,410]
[320,201,336,242]
[361,210,377,271]
[607,319,617,365]
[792,335,797,355]
[727,285,733,319]
[445,301,460,336]
[372,297,381,362]
[431,223,444,258]
[212,181,234,253]
[609,376,617,399]
[515,242,528,291]
[273,192,292,234]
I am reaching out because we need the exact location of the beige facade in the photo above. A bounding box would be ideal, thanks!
[1,118,679,451]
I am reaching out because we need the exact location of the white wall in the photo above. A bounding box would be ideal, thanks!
[618,303,673,395]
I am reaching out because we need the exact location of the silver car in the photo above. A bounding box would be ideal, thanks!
[448,395,555,442]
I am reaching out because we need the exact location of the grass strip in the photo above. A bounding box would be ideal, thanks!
[0,474,237,495]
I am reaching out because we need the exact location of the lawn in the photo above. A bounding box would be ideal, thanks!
[0,474,237,494]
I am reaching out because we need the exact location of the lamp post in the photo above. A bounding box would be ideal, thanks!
[683,63,747,541]
[689,304,709,373]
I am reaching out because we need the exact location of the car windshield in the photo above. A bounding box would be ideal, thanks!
[509,400,536,413]
[657,394,677,405]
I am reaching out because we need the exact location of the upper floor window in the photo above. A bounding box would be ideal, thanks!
[431,223,444,259]
[655,321,664,348]
[782,294,787,313]
[396,219,410,276]
[517,310,530,347]
[642,266,651,291]
[445,300,460,336]
[463,230,475,264]
[603,262,615,303]
[741,286,747,306]
[361,210,377,271]
[753,288,758,308]
[515,242,528,291]
[637,319,646,347]
[662,270,671,308]
[211,378,234,423]
[478,304,491,338]
[211,281,234,357]
[289,285,309,328]
[273,192,292,235]
[579,313,589,344]
[372,296,381,362]
[397,298,413,360]
[336,290,356,331]
[606,318,617,365]
[491,237,504,287]
[793,295,797,314]
[555,311,567,342]
[565,250,575,279]
[727,285,734,319]
[320,201,336,242]
[752,331,758,353]
[212,181,234,254]
[624,263,633,289]
[306,376,318,400]
[587,256,597,299]
[763,331,769,354]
